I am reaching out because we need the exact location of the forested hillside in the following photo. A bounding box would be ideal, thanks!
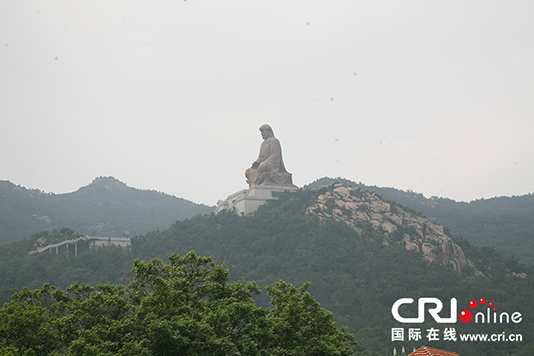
[5,175,532,265]
[1,185,532,355]
[0,177,214,245]
[307,177,534,265]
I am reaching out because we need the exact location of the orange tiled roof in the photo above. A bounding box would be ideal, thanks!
[408,345,461,356]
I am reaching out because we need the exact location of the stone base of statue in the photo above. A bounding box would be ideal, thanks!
[245,169,295,188]
[215,185,298,215]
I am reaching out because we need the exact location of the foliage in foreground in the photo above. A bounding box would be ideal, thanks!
[0,251,355,356]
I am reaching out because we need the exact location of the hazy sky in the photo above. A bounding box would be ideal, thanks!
[1,1,533,205]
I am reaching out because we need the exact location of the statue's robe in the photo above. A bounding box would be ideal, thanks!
[246,136,294,187]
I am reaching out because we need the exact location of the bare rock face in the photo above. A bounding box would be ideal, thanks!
[306,184,480,275]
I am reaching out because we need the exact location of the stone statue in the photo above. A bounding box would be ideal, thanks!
[245,124,295,187]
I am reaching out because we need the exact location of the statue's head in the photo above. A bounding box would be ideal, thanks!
[259,124,274,139]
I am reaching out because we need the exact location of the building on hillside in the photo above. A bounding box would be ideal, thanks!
[408,345,460,356]
[29,236,131,256]
[216,184,297,215]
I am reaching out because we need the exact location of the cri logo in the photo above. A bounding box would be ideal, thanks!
[391,298,457,323]
[459,298,522,324]
[392,297,522,324]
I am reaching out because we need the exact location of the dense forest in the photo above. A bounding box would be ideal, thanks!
[1,185,532,355]
[308,177,534,265]
[0,252,355,355]
[0,177,214,245]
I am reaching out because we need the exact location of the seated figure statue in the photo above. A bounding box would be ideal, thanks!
[245,124,295,188]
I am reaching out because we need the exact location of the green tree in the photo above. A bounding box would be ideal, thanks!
[266,280,355,356]
[123,251,270,355]
[0,284,62,356]
[0,252,355,355]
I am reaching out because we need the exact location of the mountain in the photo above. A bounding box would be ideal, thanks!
[307,177,534,265]
[1,183,531,355]
[0,177,215,245]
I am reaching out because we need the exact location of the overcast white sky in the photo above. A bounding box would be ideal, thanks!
[1,1,533,206]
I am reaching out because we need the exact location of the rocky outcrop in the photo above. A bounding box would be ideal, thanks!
[306,184,480,275]
[91,176,128,191]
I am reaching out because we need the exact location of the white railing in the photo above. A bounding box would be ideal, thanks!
[29,236,131,256]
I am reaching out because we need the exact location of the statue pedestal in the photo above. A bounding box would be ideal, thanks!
[216,185,298,215]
